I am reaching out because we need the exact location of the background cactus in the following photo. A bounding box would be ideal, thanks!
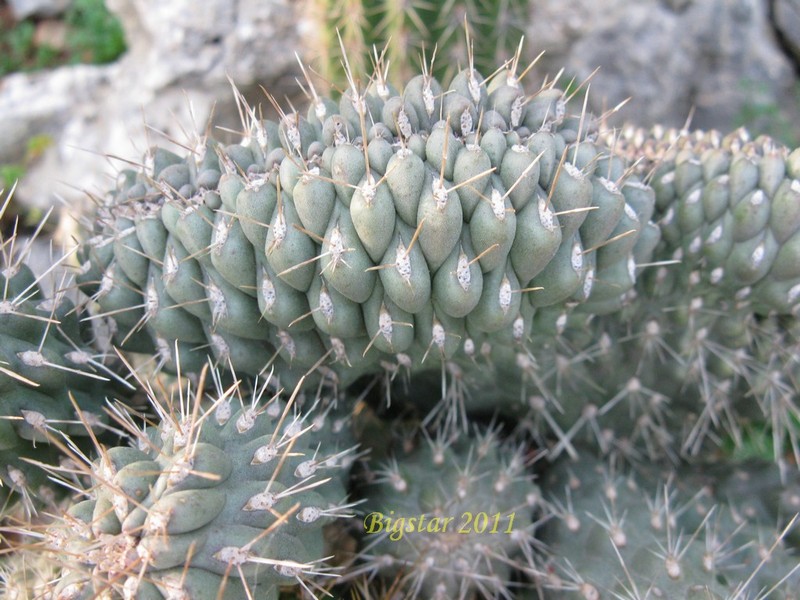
[538,452,800,599]
[0,193,133,512]
[352,425,539,599]
[301,0,529,91]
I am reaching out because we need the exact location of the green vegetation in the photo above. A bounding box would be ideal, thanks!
[735,78,800,147]
[0,0,126,77]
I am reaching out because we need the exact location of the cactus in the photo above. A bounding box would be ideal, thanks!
[76,51,660,410]
[301,0,530,90]
[0,194,133,511]
[596,126,800,468]
[8,371,358,599]
[353,425,539,599]
[537,452,800,599]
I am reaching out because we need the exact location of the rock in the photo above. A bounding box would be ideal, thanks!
[525,0,798,131]
[0,65,111,166]
[775,0,800,64]
[8,0,72,20]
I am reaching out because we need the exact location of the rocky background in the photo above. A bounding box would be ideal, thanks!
[1,0,800,219]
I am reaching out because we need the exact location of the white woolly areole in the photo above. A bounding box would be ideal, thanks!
[624,202,639,222]
[395,239,412,283]
[211,333,230,359]
[686,188,701,205]
[392,472,408,492]
[279,330,296,359]
[563,162,583,180]
[556,313,567,334]
[461,108,473,136]
[295,459,317,478]
[298,506,322,523]
[689,235,703,254]
[456,248,471,290]
[215,399,232,425]
[378,304,394,343]
[272,208,287,245]
[422,81,435,115]
[570,242,583,272]
[207,282,228,327]
[163,246,179,284]
[331,337,347,362]
[98,265,116,298]
[261,268,276,312]
[583,267,595,299]
[432,318,446,349]
[490,188,506,220]
[0,300,15,317]
[21,410,46,430]
[464,337,475,356]
[750,241,766,268]
[751,189,766,205]
[511,95,524,127]
[214,546,250,565]
[665,555,682,580]
[236,408,257,433]
[599,177,619,193]
[710,267,724,284]
[145,504,172,534]
[538,196,556,231]
[432,178,448,210]
[212,216,230,254]
[512,315,525,342]
[145,280,159,320]
[329,225,346,266]
[397,109,412,138]
[252,443,278,464]
[18,350,45,367]
[332,118,347,146]
[707,223,723,245]
[467,71,481,102]
[65,350,91,365]
[7,466,26,488]
[498,275,512,314]
[283,115,302,153]
[554,98,566,122]
[319,285,335,323]
[301,166,320,184]
[360,180,377,206]
[167,455,193,486]
[244,490,276,511]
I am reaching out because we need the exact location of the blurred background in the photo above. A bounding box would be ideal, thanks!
[2,0,800,236]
